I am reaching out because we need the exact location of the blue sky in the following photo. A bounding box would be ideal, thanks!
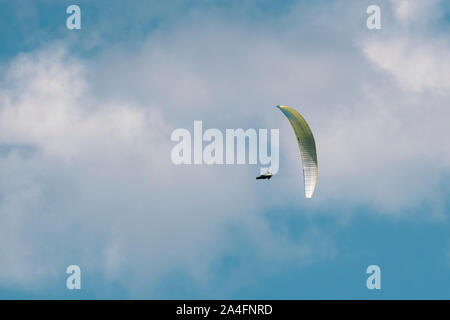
[0,0,449,299]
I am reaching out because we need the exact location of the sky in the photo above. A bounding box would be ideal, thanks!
[0,0,449,299]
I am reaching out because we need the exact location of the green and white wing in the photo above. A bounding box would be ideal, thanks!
[277,105,318,198]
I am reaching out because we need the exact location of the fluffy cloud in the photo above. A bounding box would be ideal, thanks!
[363,38,450,92]
[391,0,442,24]
[0,41,327,295]
[349,0,450,216]
[363,0,450,92]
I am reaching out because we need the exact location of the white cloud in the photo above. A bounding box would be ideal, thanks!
[391,0,441,24]
[363,35,450,93]
[0,41,321,294]
[362,1,450,93]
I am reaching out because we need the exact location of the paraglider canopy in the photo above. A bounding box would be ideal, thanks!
[277,105,318,198]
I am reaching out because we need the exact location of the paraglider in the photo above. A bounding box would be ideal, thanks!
[256,170,273,180]
[277,105,318,198]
